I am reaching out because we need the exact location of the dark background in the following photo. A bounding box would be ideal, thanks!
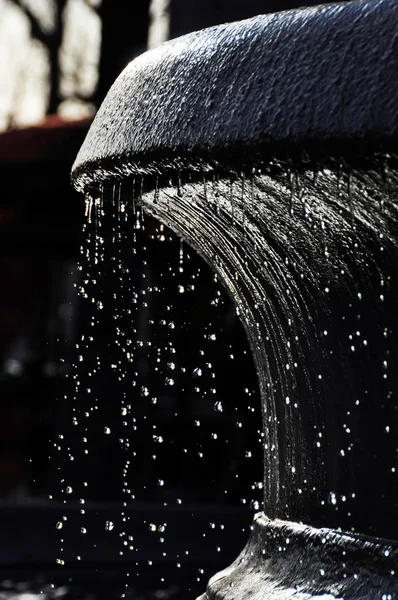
[0,1,351,598]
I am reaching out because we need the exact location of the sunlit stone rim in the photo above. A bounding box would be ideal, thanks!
[72,0,398,193]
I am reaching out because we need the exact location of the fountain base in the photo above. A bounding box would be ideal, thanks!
[200,513,398,600]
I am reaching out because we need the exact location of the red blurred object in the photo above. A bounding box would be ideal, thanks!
[0,115,89,255]
[0,115,91,164]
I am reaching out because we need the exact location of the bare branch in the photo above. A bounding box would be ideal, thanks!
[56,0,69,25]
[8,0,50,43]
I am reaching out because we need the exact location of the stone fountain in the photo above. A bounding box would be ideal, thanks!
[72,0,398,597]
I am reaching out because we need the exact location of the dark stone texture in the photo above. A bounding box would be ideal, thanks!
[72,0,398,192]
[200,513,398,600]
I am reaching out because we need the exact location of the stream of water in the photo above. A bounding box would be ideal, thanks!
[56,151,398,594]
[137,154,398,538]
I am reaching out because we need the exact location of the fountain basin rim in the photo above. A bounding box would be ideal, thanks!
[250,512,398,550]
[72,138,397,195]
[72,0,398,194]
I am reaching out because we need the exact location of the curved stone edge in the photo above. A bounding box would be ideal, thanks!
[200,513,398,600]
[72,139,396,198]
[72,0,398,193]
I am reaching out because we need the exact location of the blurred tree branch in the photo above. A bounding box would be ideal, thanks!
[10,0,47,42]
[4,0,149,125]
[9,0,70,113]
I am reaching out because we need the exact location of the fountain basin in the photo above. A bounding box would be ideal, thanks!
[72,0,398,190]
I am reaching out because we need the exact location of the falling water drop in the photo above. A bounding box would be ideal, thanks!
[250,500,260,511]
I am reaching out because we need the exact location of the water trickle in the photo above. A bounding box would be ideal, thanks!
[53,181,261,584]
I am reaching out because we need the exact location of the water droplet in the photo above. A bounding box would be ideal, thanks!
[328,492,337,505]
[66,486,73,494]
[104,427,111,434]
[105,521,114,531]
[56,522,63,530]
[214,401,223,412]
[193,368,202,377]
